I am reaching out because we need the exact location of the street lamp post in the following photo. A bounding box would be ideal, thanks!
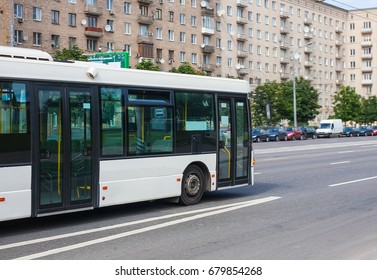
[292,41,313,129]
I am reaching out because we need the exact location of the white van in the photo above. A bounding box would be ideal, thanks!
[316,119,343,138]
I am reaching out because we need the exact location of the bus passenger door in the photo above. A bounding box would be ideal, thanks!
[35,85,96,214]
[217,97,251,187]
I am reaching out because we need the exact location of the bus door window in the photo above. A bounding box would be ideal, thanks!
[38,89,63,206]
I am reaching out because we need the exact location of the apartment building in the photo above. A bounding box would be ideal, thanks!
[0,0,376,122]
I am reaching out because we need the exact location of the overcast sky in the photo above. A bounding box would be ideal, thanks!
[325,0,377,10]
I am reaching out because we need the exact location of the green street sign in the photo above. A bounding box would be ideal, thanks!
[87,52,129,68]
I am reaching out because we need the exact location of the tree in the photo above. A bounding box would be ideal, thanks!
[169,62,203,75]
[135,58,161,71]
[53,45,88,61]
[358,96,377,125]
[332,86,361,124]
[280,77,320,125]
[252,81,288,127]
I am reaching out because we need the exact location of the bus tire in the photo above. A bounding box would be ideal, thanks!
[179,165,205,206]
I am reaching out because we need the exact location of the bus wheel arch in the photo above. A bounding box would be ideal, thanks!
[179,163,209,206]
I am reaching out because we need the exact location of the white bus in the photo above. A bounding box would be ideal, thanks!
[0,46,254,222]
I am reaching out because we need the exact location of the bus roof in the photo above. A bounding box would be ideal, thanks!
[0,45,53,61]
[0,48,250,94]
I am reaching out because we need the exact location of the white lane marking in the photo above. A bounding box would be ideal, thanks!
[337,151,354,154]
[329,176,377,187]
[254,172,262,175]
[361,145,377,148]
[14,196,281,260]
[330,161,351,165]
[1,197,280,255]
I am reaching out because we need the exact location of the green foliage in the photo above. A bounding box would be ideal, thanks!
[358,96,377,125]
[135,58,161,71]
[169,62,203,75]
[251,81,286,127]
[332,86,361,123]
[281,77,320,125]
[251,77,320,127]
[53,45,88,61]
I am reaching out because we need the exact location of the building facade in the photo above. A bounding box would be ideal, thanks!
[1,0,376,123]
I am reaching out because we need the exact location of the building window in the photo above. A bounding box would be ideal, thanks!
[191,53,197,64]
[51,10,59,24]
[107,0,113,10]
[87,39,97,51]
[14,30,23,44]
[155,9,162,20]
[169,11,174,22]
[14,4,23,18]
[124,2,131,14]
[33,7,42,21]
[68,13,76,27]
[156,28,162,39]
[180,32,186,43]
[33,32,42,46]
[179,13,186,24]
[168,30,174,41]
[124,22,131,34]
[51,35,60,48]
[180,52,186,62]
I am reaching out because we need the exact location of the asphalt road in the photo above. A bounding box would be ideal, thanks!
[1,136,377,260]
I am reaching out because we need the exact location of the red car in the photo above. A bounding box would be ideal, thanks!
[372,126,377,136]
[285,127,305,140]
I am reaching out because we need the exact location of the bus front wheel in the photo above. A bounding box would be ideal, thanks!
[179,165,205,206]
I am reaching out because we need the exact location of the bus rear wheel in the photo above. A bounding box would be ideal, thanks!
[179,165,205,206]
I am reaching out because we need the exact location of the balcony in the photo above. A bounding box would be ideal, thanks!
[304,47,314,53]
[335,27,343,33]
[335,53,342,59]
[201,45,215,53]
[304,61,313,67]
[237,50,248,58]
[280,27,290,34]
[336,79,344,85]
[304,18,313,25]
[236,17,248,25]
[84,27,103,38]
[84,4,103,16]
[361,66,373,73]
[236,0,248,7]
[304,33,313,39]
[237,68,248,75]
[361,28,372,34]
[280,11,289,18]
[138,0,153,4]
[335,40,343,46]
[280,56,290,64]
[280,42,290,49]
[202,64,215,72]
[236,33,247,41]
[201,27,215,35]
[362,80,373,86]
[361,41,372,47]
[201,5,215,17]
[361,53,373,60]
[137,15,153,25]
[137,34,153,44]
[280,72,290,80]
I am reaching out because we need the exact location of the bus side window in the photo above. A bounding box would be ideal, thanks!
[0,81,30,165]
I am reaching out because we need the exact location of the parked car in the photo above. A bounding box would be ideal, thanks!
[285,127,304,140]
[358,126,374,136]
[266,128,288,141]
[299,126,317,139]
[252,128,270,142]
[372,126,377,136]
[342,127,359,137]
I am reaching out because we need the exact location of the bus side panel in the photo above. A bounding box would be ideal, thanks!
[98,154,217,207]
[0,166,32,221]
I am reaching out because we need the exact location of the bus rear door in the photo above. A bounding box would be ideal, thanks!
[217,97,251,188]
